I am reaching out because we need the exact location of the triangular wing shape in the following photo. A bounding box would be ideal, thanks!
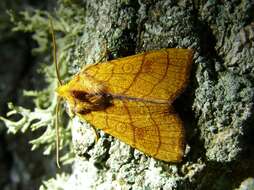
[83,48,193,102]
[81,99,185,162]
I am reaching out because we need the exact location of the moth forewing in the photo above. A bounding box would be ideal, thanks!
[57,48,193,162]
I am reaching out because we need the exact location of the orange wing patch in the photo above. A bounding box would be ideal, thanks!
[83,48,192,102]
[82,100,185,162]
[57,48,193,162]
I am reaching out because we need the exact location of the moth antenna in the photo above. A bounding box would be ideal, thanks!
[55,97,61,168]
[49,17,63,85]
[91,126,99,142]
[49,17,62,168]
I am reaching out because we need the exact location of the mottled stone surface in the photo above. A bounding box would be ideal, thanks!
[61,0,254,189]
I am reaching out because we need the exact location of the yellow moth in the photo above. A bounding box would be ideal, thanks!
[50,20,193,166]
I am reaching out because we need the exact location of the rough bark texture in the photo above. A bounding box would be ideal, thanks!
[1,0,254,190]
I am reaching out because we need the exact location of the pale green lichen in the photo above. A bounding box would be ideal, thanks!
[39,173,70,190]
[1,3,89,189]
[1,6,84,165]
[0,88,74,164]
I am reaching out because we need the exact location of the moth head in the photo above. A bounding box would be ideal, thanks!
[56,81,91,114]
[56,75,111,115]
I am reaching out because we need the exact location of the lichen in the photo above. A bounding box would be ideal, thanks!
[1,2,86,179]
[39,173,70,190]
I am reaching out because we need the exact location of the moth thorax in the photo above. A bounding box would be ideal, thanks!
[80,73,105,94]
[71,90,113,114]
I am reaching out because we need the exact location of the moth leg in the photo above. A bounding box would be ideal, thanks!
[94,40,118,64]
[95,41,109,63]
[91,126,100,142]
